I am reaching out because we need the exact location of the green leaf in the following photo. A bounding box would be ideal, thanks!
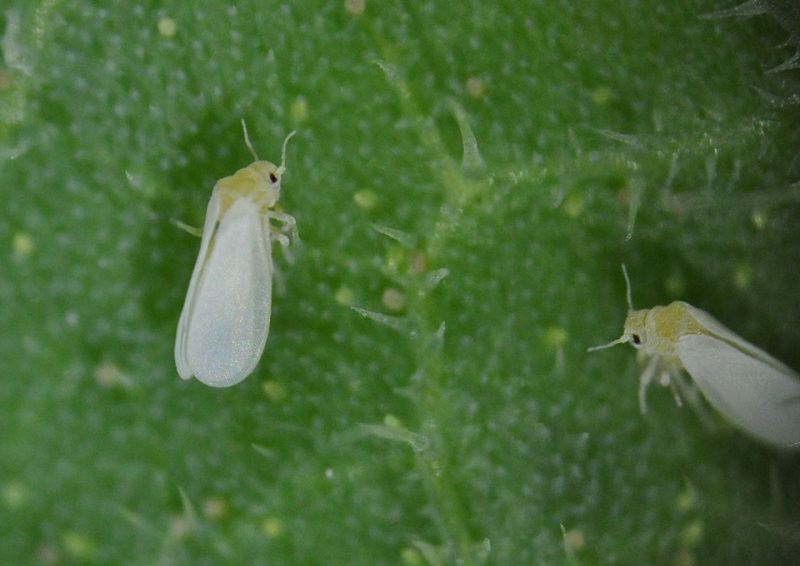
[2,1,800,564]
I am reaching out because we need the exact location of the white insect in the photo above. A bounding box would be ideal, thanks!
[175,120,297,387]
[589,266,800,449]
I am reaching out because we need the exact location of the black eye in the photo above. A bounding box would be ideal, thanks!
[631,334,641,346]
[269,173,278,183]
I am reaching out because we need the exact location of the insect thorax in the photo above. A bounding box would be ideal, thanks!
[215,161,281,209]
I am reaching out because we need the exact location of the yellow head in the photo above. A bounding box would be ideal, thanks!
[588,266,690,359]
[215,121,296,210]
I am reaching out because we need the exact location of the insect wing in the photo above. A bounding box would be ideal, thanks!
[177,197,273,387]
[176,192,223,380]
[683,302,797,375]
[676,333,800,448]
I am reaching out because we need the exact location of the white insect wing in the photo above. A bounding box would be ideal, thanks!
[181,198,273,387]
[683,302,797,375]
[175,191,223,380]
[676,333,800,448]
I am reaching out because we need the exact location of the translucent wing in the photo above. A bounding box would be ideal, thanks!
[175,197,272,387]
[676,333,800,448]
